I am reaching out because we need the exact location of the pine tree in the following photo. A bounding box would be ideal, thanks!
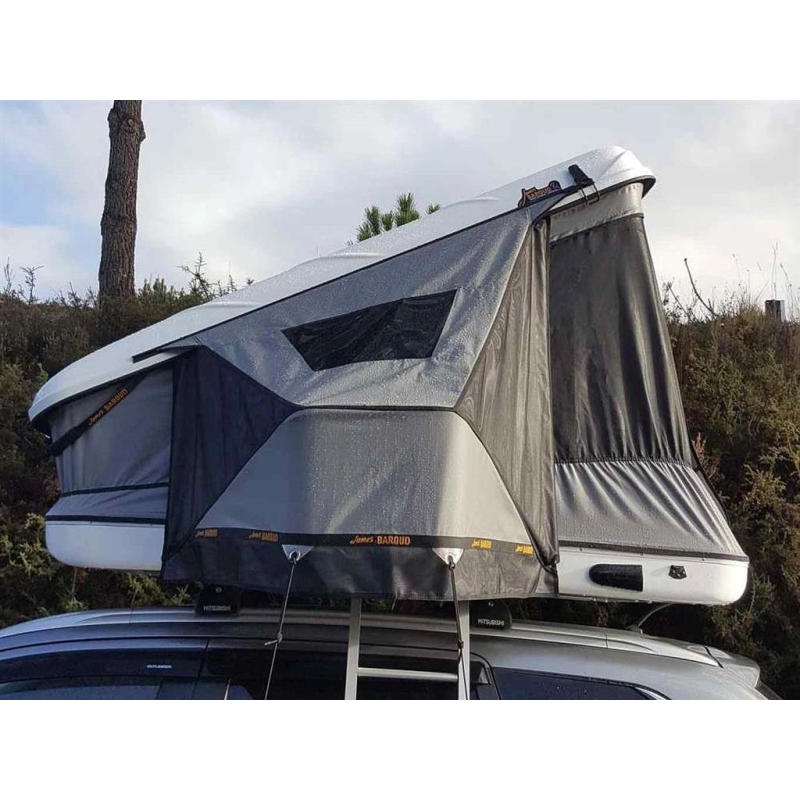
[98,101,146,305]
[354,192,439,242]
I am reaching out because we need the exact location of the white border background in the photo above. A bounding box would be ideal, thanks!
[2,1,798,100]
[1,0,795,789]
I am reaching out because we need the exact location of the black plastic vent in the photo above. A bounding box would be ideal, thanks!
[283,290,456,371]
[588,564,644,592]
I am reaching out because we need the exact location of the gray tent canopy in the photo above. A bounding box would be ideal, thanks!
[31,146,749,604]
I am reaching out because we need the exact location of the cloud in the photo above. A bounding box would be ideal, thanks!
[0,223,88,298]
[644,102,800,303]
[1,101,797,310]
[1,101,108,228]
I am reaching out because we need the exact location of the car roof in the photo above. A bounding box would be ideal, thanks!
[0,607,763,699]
[0,606,702,657]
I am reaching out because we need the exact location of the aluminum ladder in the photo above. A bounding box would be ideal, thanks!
[344,598,471,700]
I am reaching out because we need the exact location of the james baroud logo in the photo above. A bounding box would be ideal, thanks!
[517,180,562,208]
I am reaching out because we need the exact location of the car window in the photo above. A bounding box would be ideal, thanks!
[0,644,204,682]
[202,646,496,700]
[203,647,348,700]
[0,676,196,700]
[493,668,650,699]
[0,641,205,699]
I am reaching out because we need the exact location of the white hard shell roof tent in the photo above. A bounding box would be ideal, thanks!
[31,146,749,606]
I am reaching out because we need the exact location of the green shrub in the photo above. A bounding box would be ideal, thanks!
[0,267,797,696]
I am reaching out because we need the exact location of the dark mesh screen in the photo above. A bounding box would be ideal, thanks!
[549,215,693,463]
[283,290,456,371]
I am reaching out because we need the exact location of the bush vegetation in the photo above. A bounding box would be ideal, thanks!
[0,259,797,697]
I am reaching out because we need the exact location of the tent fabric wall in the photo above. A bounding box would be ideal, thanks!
[550,182,643,242]
[548,209,746,563]
[182,208,540,408]
[192,410,530,547]
[49,369,172,494]
[46,485,168,524]
[555,461,745,559]
[164,409,546,599]
[29,147,656,425]
[456,220,556,568]
[161,207,557,599]
[45,369,173,529]
[164,535,550,601]
[164,347,297,565]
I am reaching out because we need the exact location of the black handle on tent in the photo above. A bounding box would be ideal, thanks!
[47,373,146,458]
[568,164,599,204]
[568,164,594,189]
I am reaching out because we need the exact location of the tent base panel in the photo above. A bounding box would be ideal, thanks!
[163,538,554,601]
[557,546,748,604]
[46,521,164,571]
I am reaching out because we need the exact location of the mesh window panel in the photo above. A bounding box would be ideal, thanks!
[283,290,456,371]
[549,214,693,463]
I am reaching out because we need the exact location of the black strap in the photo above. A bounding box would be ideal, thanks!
[48,373,146,458]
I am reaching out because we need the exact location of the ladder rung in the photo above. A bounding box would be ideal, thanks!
[357,666,458,683]
[344,597,470,699]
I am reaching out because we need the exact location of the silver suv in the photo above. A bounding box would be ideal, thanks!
[0,606,777,700]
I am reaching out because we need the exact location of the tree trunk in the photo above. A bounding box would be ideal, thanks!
[98,100,145,306]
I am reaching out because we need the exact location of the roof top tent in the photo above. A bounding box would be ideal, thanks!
[30,146,748,605]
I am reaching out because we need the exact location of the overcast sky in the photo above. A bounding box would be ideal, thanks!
[1,101,798,312]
